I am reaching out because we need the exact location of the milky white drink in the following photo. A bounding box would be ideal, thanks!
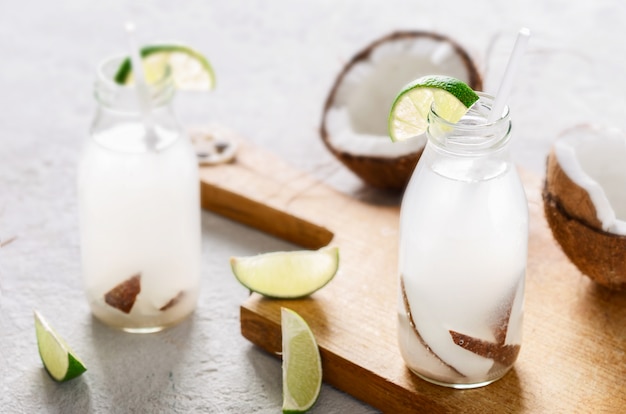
[78,57,201,332]
[397,94,528,388]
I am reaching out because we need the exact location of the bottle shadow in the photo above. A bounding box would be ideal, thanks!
[87,313,195,411]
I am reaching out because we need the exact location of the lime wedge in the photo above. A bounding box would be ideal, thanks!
[114,44,216,90]
[281,307,322,414]
[34,310,87,382]
[388,75,479,142]
[230,247,339,299]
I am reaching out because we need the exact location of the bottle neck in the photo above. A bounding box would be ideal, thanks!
[424,94,513,182]
[90,57,180,153]
[94,56,175,113]
[427,93,511,157]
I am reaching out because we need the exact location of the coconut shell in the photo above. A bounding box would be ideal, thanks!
[323,145,425,191]
[543,187,626,291]
[545,148,603,229]
[320,31,483,191]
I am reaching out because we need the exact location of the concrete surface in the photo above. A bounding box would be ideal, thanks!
[2,1,626,413]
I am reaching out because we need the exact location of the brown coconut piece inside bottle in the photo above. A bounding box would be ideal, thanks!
[543,125,626,290]
[320,31,483,191]
[104,273,142,313]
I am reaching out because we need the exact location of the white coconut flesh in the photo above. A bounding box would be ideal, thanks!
[326,36,476,157]
[554,127,626,235]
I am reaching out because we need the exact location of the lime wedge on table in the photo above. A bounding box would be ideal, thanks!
[230,247,339,299]
[388,75,479,142]
[114,44,216,90]
[34,310,86,382]
[281,307,322,414]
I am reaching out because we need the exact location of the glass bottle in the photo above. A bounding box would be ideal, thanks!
[397,93,528,388]
[78,56,201,333]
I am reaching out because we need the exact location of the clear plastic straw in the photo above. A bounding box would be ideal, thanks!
[488,28,531,122]
[125,22,157,149]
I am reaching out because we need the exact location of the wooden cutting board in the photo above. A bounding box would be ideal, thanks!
[197,125,626,413]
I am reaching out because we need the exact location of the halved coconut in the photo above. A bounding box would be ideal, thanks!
[543,125,626,290]
[320,31,483,190]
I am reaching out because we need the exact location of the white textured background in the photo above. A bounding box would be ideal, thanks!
[1,1,625,413]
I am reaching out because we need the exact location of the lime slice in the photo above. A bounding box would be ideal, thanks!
[388,75,479,142]
[281,307,322,414]
[114,44,216,90]
[34,310,87,382]
[230,247,339,299]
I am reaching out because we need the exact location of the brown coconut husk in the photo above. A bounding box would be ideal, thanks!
[545,149,603,229]
[320,31,483,191]
[542,186,626,291]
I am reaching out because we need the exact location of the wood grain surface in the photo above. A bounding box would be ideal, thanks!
[198,126,626,413]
